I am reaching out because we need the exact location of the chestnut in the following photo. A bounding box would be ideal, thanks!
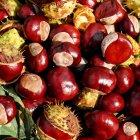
[127,86,140,116]
[16,73,47,100]
[0,59,23,82]
[104,24,115,34]
[101,32,133,64]
[41,0,77,20]
[0,28,25,83]
[118,14,140,38]
[82,22,107,53]
[114,65,134,94]
[133,65,140,83]
[78,0,97,9]
[72,57,88,79]
[23,43,48,73]
[82,66,117,94]
[37,104,81,140]
[79,137,99,140]
[95,0,126,25]
[24,15,50,43]
[0,96,17,125]
[113,122,140,140]
[22,98,44,114]
[49,42,81,67]
[0,9,8,21]
[85,110,119,139]
[98,92,125,113]
[17,4,35,19]
[74,66,117,109]
[46,66,79,101]
[90,54,115,69]
[49,23,81,47]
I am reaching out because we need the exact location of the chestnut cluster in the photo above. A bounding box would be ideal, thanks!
[0,0,140,140]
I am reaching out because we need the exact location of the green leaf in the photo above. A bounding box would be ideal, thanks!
[1,85,24,107]
[0,85,40,140]
[0,86,5,96]
[19,108,39,140]
[137,35,140,43]
[0,118,18,139]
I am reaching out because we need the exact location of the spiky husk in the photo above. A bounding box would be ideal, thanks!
[74,88,101,110]
[37,104,81,140]
[42,0,76,20]
[126,34,140,55]
[0,53,24,64]
[0,20,23,33]
[125,0,140,9]
[0,28,25,60]
[73,5,96,31]
[96,0,108,2]
[45,104,81,136]
[125,0,140,18]
[28,0,47,7]
[0,0,21,16]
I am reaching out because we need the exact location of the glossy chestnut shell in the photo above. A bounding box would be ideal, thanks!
[95,0,126,24]
[0,96,17,125]
[49,23,81,47]
[16,73,47,100]
[101,32,133,64]
[0,61,23,82]
[82,66,117,94]
[114,66,134,94]
[133,65,140,83]
[38,113,74,140]
[17,4,35,19]
[37,103,81,140]
[78,0,97,9]
[0,9,8,21]
[118,15,140,38]
[113,122,140,140]
[85,110,119,139]
[49,42,81,67]
[23,43,48,73]
[98,92,125,113]
[127,86,140,116]
[22,98,44,114]
[82,22,107,53]
[79,137,99,140]
[46,66,79,101]
[90,54,115,69]
[24,15,50,43]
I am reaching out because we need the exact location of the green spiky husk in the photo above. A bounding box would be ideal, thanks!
[44,104,81,138]
[0,28,25,63]
[73,5,96,31]
[42,0,76,20]
[125,0,140,18]
[126,0,140,9]
[74,88,101,110]
[0,0,22,16]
